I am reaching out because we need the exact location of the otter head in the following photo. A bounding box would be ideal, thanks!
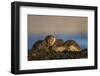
[45,35,56,46]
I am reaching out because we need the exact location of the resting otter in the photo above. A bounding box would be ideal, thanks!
[45,36,65,52]
[64,40,81,52]
[54,46,65,52]
[55,39,64,46]
[32,40,48,51]
[32,35,56,53]
[31,35,56,59]
[54,40,81,52]
[45,35,56,46]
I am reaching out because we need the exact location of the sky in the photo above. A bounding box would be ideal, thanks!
[28,15,88,50]
[28,15,87,35]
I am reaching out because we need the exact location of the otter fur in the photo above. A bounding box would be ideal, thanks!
[64,40,81,52]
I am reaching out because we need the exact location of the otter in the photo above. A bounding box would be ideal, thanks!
[52,39,65,52]
[54,46,65,52]
[31,35,57,59]
[32,35,56,54]
[54,40,81,52]
[64,40,81,52]
[45,35,56,47]
[55,39,64,46]
[45,36,65,53]
[32,40,49,51]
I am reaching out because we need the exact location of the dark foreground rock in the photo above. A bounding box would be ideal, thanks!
[28,49,88,61]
